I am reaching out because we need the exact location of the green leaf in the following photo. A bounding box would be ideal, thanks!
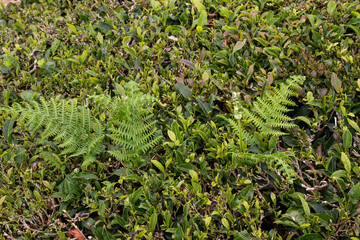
[264,46,281,57]
[239,185,254,202]
[73,172,98,180]
[122,36,132,46]
[348,118,360,132]
[67,23,78,34]
[129,187,143,205]
[330,170,347,180]
[96,32,104,45]
[220,7,230,18]
[183,202,190,216]
[123,46,138,58]
[189,169,199,182]
[327,1,337,15]
[174,225,184,240]
[91,226,116,240]
[177,82,192,99]
[312,213,334,228]
[149,212,157,233]
[196,129,209,143]
[151,160,165,174]
[349,183,360,204]
[221,218,230,230]
[51,38,60,53]
[308,15,315,27]
[342,127,352,150]
[232,39,246,54]
[197,11,207,27]
[150,0,161,10]
[344,25,360,36]
[167,130,177,142]
[0,196,6,206]
[295,116,312,127]
[99,201,105,217]
[196,97,211,115]
[180,59,195,69]
[331,72,342,93]
[255,38,267,47]
[177,163,197,172]
[204,216,211,228]
[192,181,202,193]
[191,0,205,12]
[267,17,279,26]
[80,50,89,64]
[57,231,67,240]
[341,152,351,174]
[299,195,310,216]
[3,119,14,142]
[297,233,323,240]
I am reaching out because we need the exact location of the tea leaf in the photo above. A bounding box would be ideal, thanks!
[342,127,352,150]
[168,130,177,142]
[232,39,246,54]
[327,1,336,15]
[191,0,205,12]
[221,218,230,230]
[341,152,351,174]
[149,212,157,232]
[331,72,342,93]
[197,11,207,27]
[151,160,165,174]
[299,195,310,216]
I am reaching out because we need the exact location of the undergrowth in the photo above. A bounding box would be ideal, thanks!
[0,0,359,239]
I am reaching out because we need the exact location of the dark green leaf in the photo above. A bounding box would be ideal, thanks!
[297,233,323,240]
[3,119,14,143]
[149,212,157,232]
[177,82,192,99]
[197,11,207,27]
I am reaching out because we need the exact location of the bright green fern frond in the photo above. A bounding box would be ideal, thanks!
[8,96,104,168]
[235,152,297,183]
[106,81,162,166]
[108,149,138,161]
[221,116,254,145]
[234,75,305,137]
[268,152,297,184]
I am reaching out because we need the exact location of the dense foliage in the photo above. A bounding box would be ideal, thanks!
[0,0,360,239]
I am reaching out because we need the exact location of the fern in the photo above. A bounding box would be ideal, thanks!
[234,151,297,184]
[106,81,162,167]
[221,115,255,146]
[40,150,66,177]
[235,75,305,137]
[8,96,104,168]
[224,76,305,184]
[6,81,162,169]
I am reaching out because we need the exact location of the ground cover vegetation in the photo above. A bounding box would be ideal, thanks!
[0,0,359,239]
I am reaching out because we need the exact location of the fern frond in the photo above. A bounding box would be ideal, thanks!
[6,81,161,169]
[40,151,66,177]
[268,152,297,184]
[234,75,305,137]
[235,151,297,183]
[221,116,254,144]
[108,149,138,161]
[9,96,104,167]
[106,81,162,166]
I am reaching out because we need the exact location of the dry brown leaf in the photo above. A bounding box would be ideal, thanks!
[67,229,86,240]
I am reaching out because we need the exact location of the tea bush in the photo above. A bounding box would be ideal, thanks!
[0,0,360,239]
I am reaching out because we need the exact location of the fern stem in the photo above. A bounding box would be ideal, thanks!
[238,119,244,153]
